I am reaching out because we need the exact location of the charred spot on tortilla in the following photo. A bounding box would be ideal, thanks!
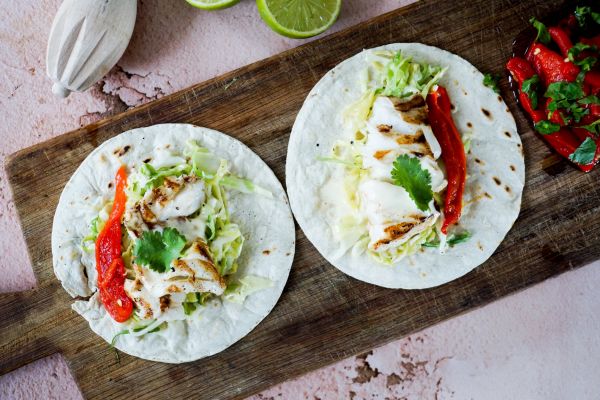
[484,192,492,199]
[474,158,484,165]
[467,122,473,128]
[504,131,512,138]
[504,185,511,193]
[108,182,113,189]
[497,95,503,102]
[263,249,271,255]
[143,157,152,163]
[493,177,501,185]
[510,165,516,172]
[451,103,456,111]
[113,145,131,157]
[481,108,492,119]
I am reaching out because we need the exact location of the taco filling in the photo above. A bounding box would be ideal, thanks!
[326,51,469,265]
[83,140,271,330]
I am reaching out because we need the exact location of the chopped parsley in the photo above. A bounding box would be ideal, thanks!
[544,81,589,124]
[483,73,501,94]
[574,6,600,28]
[580,119,600,136]
[534,120,560,135]
[390,155,433,212]
[567,42,598,72]
[521,74,540,110]
[569,137,597,165]
[133,228,187,273]
[423,231,472,248]
[530,17,550,44]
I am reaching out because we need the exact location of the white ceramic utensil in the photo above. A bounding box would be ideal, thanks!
[46,0,137,98]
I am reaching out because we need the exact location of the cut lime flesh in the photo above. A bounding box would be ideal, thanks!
[256,0,342,39]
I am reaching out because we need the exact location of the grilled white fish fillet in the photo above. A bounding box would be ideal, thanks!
[359,95,445,252]
[124,239,225,320]
[124,175,205,239]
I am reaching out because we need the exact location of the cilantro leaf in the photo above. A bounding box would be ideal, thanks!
[575,6,600,28]
[544,81,589,123]
[521,74,540,109]
[567,43,598,72]
[422,231,472,248]
[580,119,600,136]
[390,155,433,212]
[133,228,187,273]
[530,17,550,44]
[483,73,500,94]
[579,95,600,105]
[545,81,584,101]
[535,120,561,135]
[569,137,597,165]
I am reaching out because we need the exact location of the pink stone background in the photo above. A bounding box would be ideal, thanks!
[1,1,599,399]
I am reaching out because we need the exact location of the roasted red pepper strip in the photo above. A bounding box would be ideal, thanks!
[95,166,133,322]
[526,43,580,85]
[580,34,600,48]
[507,57,545,121]
[549,26,574,57]
[545,97,567,126]
[558,14,578,36]
[584,71,600,92]
[544,128,594,172]
[426,86,466,234]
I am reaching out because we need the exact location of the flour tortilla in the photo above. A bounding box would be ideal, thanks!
[52,124,295,363]
[286,43,524,289]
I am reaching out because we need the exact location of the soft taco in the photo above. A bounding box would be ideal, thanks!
[286,43,524,289]
[52,124,295,363]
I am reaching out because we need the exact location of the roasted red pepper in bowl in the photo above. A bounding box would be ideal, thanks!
[507,5,600,172]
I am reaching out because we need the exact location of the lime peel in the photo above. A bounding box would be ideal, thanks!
[186,0,240,11]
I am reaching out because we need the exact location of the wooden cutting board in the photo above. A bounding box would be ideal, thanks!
[2,0,597,398]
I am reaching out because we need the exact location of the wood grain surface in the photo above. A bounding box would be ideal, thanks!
[2,0,597,399]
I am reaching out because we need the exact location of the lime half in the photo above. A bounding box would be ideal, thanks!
[256,0,342,39]
[186,0,240,10]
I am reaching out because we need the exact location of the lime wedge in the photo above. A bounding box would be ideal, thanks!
[186,0,240,10]
[256,0,342,39]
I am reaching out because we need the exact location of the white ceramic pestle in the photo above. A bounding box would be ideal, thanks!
[46,0,137,98]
